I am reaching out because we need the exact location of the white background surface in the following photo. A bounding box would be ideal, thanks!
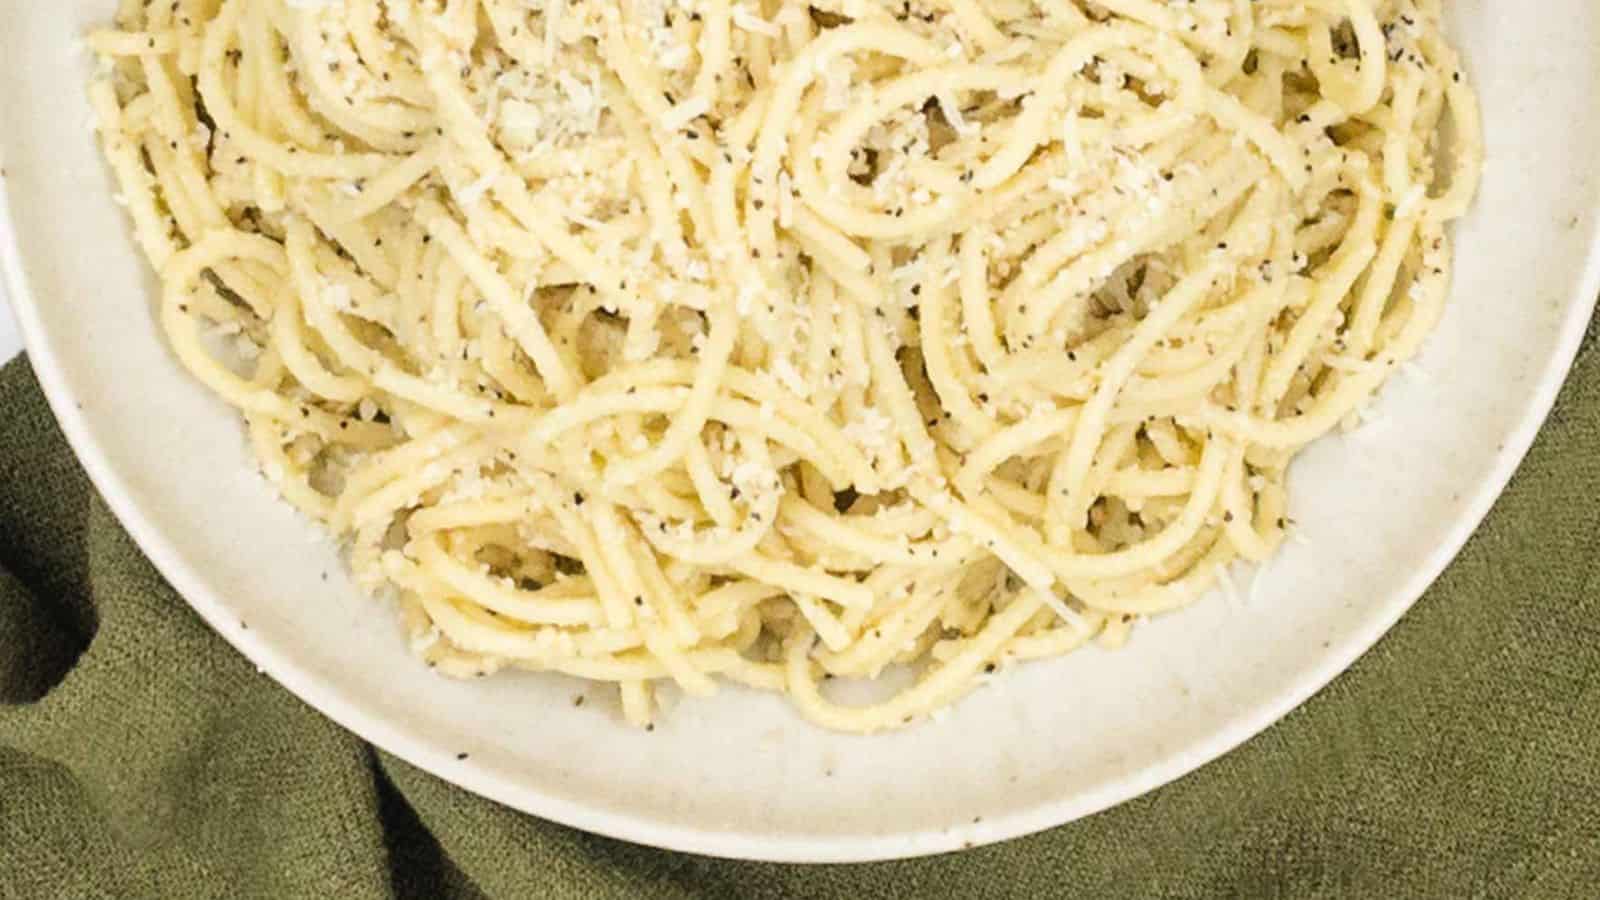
[0,286,18,364]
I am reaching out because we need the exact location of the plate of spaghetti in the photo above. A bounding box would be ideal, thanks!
[2,0,1597,861]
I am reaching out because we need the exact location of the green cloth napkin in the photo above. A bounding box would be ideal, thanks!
[1,322,1597,899]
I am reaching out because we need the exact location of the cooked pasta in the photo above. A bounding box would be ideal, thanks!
[87,0,1480,732]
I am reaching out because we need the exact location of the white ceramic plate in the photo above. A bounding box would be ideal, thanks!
[0,293,19,363]
[4,1,1598,863]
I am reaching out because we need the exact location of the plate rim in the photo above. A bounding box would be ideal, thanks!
[4,51,1599,866]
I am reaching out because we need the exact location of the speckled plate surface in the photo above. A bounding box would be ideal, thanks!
[4,0,1597,862]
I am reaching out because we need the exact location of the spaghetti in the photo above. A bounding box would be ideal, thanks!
[88,0,1480,732]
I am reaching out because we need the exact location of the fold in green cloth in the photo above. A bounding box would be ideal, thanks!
[1,329,1597,899]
